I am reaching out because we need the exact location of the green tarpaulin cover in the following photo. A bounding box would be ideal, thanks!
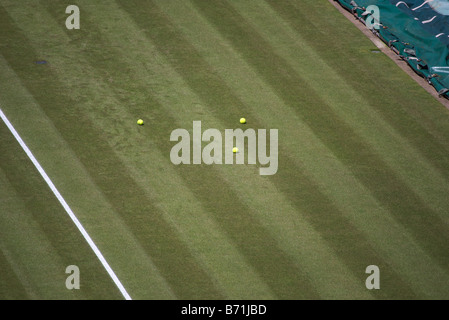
[335,0,449,98]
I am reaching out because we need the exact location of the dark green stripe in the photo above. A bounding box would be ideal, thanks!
[0,4,222,299]
[0,248,29,300]
[267,0,449,178]
[0,121,120,300]
[188,0,449,273]
[46,0,323,298]
[116,0,418,298]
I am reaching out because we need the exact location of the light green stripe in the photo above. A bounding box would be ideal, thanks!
[155,0,449,297]
[0,52,176,299]
[101,0,373,298]
[0,168,75,299]
[229,0,449,221]
[1,1,274,299]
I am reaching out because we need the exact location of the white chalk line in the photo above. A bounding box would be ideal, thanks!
[0,107,132,300]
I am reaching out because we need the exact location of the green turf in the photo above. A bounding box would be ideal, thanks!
[1,0,449,299]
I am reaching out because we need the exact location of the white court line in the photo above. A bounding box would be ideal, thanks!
[0,107,132,300]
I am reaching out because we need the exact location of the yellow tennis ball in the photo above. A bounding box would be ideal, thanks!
[240,118,246,124]
[232,147,238,153]
[137,119,144,125]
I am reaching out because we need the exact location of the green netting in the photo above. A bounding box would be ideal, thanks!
[335,0,449,98]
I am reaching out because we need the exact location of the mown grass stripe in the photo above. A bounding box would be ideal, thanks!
[0,247,30,300]
[152,0,376,299]
[0,4,223,299]
[189,0,449,272]
[129,1,369,297]
[0,107,132,300]
[266,0,449,176]
[0,52,177,300]
[0,120,119,299]
[29,0,276,299]
[46,0,322,298]
[0,166,74,300]
[36,0,322,300]
[117,0,419,298]
[136,0,417,298]
[2,0,448,299]
[221,0,449,297]
[76,0,358,298]
[260,0,449,225]
[152,0,449,298]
